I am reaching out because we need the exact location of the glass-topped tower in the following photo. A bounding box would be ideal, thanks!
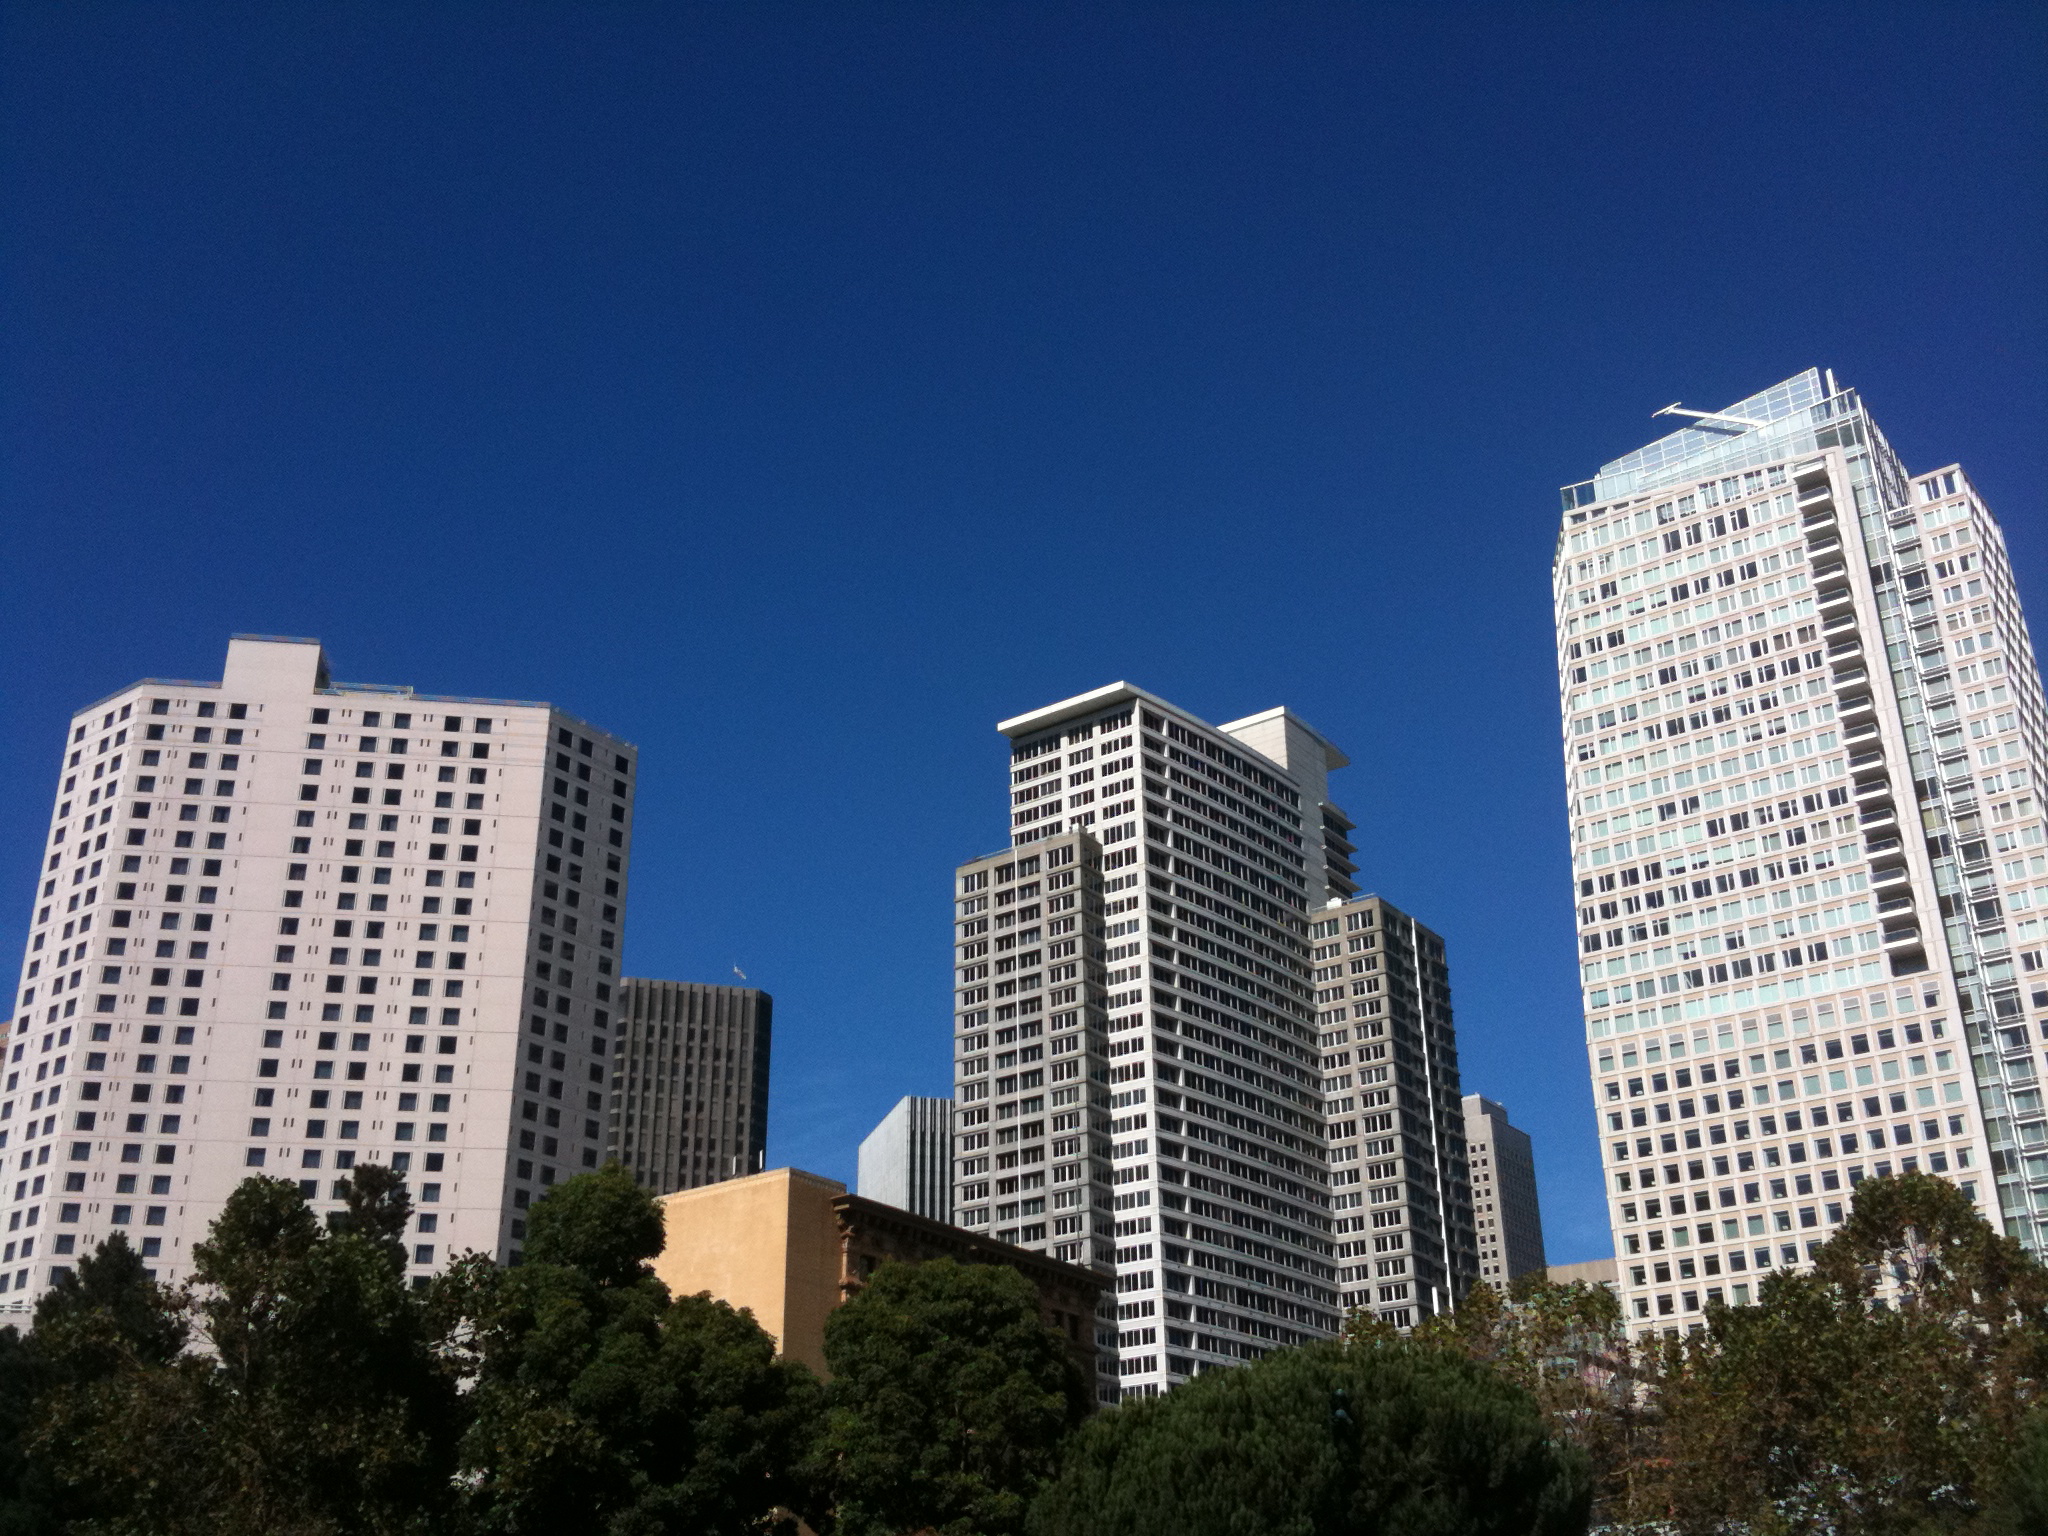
[1554,370,2047,1338]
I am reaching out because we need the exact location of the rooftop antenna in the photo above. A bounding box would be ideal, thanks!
[1652,402,1768,431]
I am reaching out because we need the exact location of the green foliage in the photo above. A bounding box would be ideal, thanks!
[26,1161,2041,1536]
[810,1257,1089,1536]
[1393,1276,1645,1523]
[521,1161,667,1288]
[1993,1410,2048,1536]
[453,1166,819,1535]
[0,1233,188,1536]
[34,1169,459,1536]
[1643,1172,2048,1536]
[1029,1339,1590,1536]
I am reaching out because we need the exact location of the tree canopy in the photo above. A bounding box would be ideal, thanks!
[1030,1339,1590,1536]
[809,1257,1090,1536]
[452,1163,819,1536]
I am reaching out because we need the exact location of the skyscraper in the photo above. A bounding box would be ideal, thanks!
[1462,1094,1546,1284]
[952,682,1433,1398]
[1556,370,2047,1336]
[857,1095,954,1221]
[3,635,634,1312]
[607,979,770,1193]
[1315,895,1477,1323]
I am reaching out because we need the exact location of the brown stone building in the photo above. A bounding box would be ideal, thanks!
[652,1166,1110,1398]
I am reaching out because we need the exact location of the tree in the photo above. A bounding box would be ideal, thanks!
[0,1232,188,1535]
[808,1257,1090,1536]
[1648,1172,2048,1536]
[35,1168,460,1536]
[454,1163,818,1535]
[1379,1276,1650,1524]
[1029,1339,1591,1536]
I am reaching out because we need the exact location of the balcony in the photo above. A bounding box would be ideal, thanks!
[1838,693,1876,719]
[1854,777,1892,803]
[1858,807,1898,833]
[1798,482,1835,508]
[1877,893,1916,917]
[1883,925,1922,950]
[1871,863,1911,889]
[1827,637,1863,663]
[1818,586,1855,612]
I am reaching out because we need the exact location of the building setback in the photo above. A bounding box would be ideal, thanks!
[1314,896,1478,1322]
[607,979,770,1194]
[3,635,635,1312]
[857,1095,954,1222]
[953,682,1435,1400]
[1554,369,2048,1335]
[1463,1094,1546,1284]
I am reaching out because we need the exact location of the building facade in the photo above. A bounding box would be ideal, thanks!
[1314,896,1477,1322]
[857,1094,953,1222]
[1463,1093,1546,1283]
[3,635,634,1311]
[651,1165,1110,1396]
[607,979,770,1194]
[952,683,1389,1399]
[1555,370,2047,1335]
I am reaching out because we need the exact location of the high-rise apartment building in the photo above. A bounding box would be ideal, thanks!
[2,635,634,1313]
[1313,896,1476,1322]
[1555,370,2047,1335]
[857,1095,954,1221]
[953,683,1415,1398]
[607,979,770,1194]
[1463,1094,1545,1283]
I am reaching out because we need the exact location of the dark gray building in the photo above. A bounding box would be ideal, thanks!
[608,979,771,1194]
[1463,1094,1548,1284]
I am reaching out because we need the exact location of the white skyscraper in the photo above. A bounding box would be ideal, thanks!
[1555,370,2048,1337]
[951,683,1373,1400]
[3,635,635,1311]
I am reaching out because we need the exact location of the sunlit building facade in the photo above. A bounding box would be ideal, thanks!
[1555,370,2048,1335]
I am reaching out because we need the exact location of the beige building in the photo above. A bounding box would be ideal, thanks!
[4,635,634,1310]
[652,1166,1107,1391]
[1464,1093,1546,1284]
[1545,1256,1618,1291]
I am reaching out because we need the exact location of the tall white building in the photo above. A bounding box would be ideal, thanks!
[1555,370,2048,1336]
[3,636,635,1310]
[952,683,1375,1400]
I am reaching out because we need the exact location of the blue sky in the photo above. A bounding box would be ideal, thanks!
[2,3,2042,1263]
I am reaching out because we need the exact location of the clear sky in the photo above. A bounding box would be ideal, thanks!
[2,3,2042,1264]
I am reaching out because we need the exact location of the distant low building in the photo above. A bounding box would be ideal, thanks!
[857,1096,953,1222]
[1463,1095,1547,1283]
[651,1166,1111,1399]
[1546,1257,1618,1291]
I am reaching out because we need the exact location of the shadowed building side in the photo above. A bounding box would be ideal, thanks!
[608,979,770,1193]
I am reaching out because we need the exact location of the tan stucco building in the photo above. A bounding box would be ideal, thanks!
[653,1166,1108,1392]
